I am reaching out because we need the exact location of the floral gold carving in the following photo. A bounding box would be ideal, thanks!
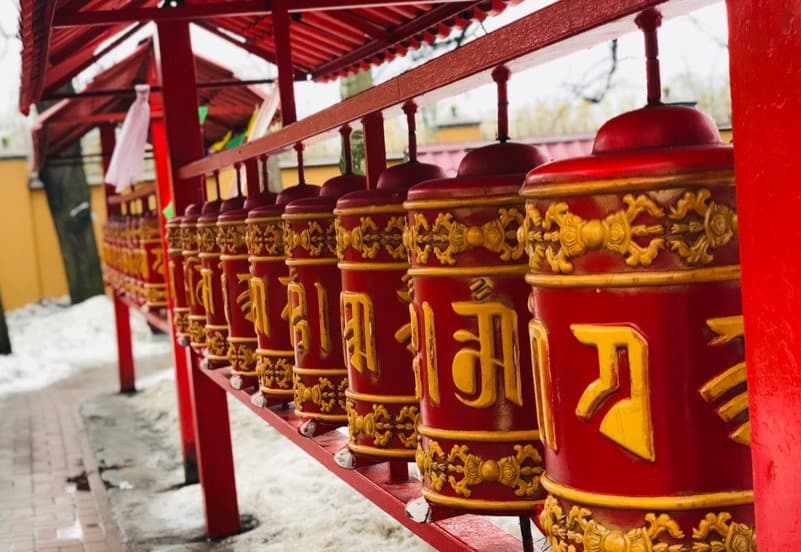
[347,401,419,448]
[417,440,543,498]
[540,496,755,552]
[246,222,284,256]
[228,340,257,372]
[217,223,247,254]
[284,219,336,257]
[205,328,228,357]
[257,355,293,390]
[668,190,737,265]
[522,189,738,273]
[335,216,407,260]
[198,225,219,254]
[294,375,348,413]
[410,208,525,265]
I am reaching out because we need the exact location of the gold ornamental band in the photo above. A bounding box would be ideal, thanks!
[404,194,522,211]
[333,204,406,216]
[294,410,348,422]
[220,254,250,261]
[196,221,219,228]
[182,249,199,255]
[418,426,540,442]
[285,258,338,267]
[227,337,258,343]
[540,474,753,511]
[338,261,408,271]
[282,212,335,222]
[421,489,543,512]
[217,220,246,227]
[347,442,416,459]
[174,307,189,313]
[167,248,182,254]
[345,390,418,404]
[248,255,286,262]
[190,342,206,349]
[526,265,741,288]
[245,216,282,224]
[205,324,229,330]
[256,348,295,357]
[520,170,734,199]
[261,387,294,397]
[199,252,222,259]
[293,366,349,376]
[189,315,207,321]
[408,265,528,277]
[205,353,230,362]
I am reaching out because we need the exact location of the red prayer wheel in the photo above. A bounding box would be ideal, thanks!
[198,199,229,368]
[283,173,365,436]
[405,67,549,518]
[525,12,754,549]
[218,191,277,390]
[524,105,753,552]
[246,185,318,407]
[166,215,190,345]
[182,203,206,354]
[141,212,167,312]
[334,108,447,467]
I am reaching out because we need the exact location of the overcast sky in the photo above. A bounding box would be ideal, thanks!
[0,0,729,130]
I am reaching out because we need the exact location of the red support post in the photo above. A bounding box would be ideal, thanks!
[244,158,260,196]
[155,21,240,538]
[150,109,198,484]
[727,1,801,548]
[101,124,136,394]
[272,0,297,126]
[361,110,386,190]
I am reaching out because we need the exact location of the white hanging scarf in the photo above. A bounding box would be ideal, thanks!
[106,84,151,192]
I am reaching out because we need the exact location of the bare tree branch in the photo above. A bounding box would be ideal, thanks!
[564,39,619,104]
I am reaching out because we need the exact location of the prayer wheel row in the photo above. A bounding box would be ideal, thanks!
[157,39,753,552]
[101,206,167,312]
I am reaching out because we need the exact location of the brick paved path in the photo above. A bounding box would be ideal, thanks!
[0,352,168,552]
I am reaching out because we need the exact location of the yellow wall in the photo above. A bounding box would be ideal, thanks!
[0,157,107,310]
[435,124,482,144]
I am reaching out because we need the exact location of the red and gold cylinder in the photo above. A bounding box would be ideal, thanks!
[182,203,206,355]
[198,200,229,368]
[246,186,318,407]
[141,212,167,312]
[522,104,754,550]
[166,216,190,345]
[283,175,365,435]
[334,162,445,465]
[405,142,548,516]
[218,195,261,389]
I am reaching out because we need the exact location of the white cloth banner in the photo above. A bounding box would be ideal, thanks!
[106,85,150,192]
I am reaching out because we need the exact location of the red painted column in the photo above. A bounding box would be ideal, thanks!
[155,21,240,538]
[727,1,801,548]
[272,0,297,126]
[361,111,386,190]
[101,124,136,394]
[150,108,198,484]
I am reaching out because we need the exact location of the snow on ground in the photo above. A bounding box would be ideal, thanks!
[0,295,171,397]
[84,374,541,551]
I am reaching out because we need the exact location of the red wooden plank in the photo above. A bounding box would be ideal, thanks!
[727,0,801,548]
[200,366,525,551]
[178,0,716,180]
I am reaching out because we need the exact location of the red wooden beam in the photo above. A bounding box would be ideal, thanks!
[194,21,310,79]
[52,0,461,29]
[179,0,716,179]
[43,22,146,97]
[53,1,272,28]
[727,0,801,548]
[200,365,525,551]
[42,79,276,101]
